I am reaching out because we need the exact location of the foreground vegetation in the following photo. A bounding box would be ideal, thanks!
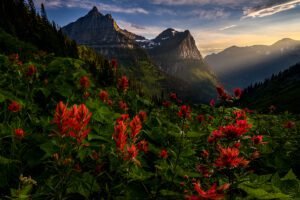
[0,48,299,199]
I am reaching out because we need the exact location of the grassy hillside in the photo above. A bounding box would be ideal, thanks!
[0,30,300,199]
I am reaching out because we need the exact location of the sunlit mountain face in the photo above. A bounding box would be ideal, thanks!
[35,0,300,56]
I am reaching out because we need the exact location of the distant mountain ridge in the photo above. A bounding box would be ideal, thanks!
[205,38,300,90]
[62,7,217,102]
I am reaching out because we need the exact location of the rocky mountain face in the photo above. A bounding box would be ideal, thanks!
[205,38,300,90]
[62,7,217,102]
[62,6,147,63]
[136,28,217,101]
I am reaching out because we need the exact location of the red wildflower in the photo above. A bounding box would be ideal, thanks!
[160,149,168,159]
[80,76,90,89]
[68,104,92,143]
[118,76,129,92]
[113,120,127,151]
[137,140,149,153]
[138,111,147,122]
[233,142,241,148]
[187,182,226,200]
[233,88,243,98]
[195,164,211,178]
[117,114,130,123]
[8,101,22,113]
[251,135,265,145]
[119,101,128,112]
[219,120,251,139]
[169,92,177,100]
[99,90,109,103]
[14,128,25,139]
[162,101,171,108]
[209,99,215,107]
[26,64,37,77]
[107,99,113,107]
[126,144,139,160]
[53,102,92,143]
[111,59,118,71]
[215,147,249,168]
[284,121,296,129]
[233,110,246,120]
[178,105,192,119]
[201,150,209,158]
[197,115,205,123]
[130,115,142,139]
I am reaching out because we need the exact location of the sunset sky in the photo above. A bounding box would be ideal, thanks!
[33,0,300,56]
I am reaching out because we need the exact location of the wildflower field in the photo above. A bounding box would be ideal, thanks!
[0,50,299,200]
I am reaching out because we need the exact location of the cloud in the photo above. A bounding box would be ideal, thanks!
[243,0,300,18]
[34,0,149,14]
[152,0,237,6]
[219,25,237,31]
[190,9,230,20]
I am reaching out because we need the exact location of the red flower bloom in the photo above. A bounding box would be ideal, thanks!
[14,128,25,139]
[209,99,215,107]
[215,147,249,168]
[80,76,90,89]
[169,92,177,100]
[160,149,168,159]
[284,121,295,129]
[130,115,142,139]
[99,90,109,103]
[126,144,139,160]
[195,164,211,178]
[187,182,227,200]
[233,142,241,148]
[162,101,171,108]
[137,140,149,153]
[197,115,205,123]
[26,64,37,77]
[111,59,118,71]
[117,114,130,123]
[216,86,231,101]
[119,101,128,112]
[118,76,129,92]
[107,99,113,107]
[8,101,22,113]
[251,135,264,145]
[233,110,246,120]
[138,111,147,122]
[113,120,127,152]
[178,105,192,119]
[53,102,92,143]
[233,88,243,98]
[201,150,209,158]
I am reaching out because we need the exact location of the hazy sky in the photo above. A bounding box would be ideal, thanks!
[34,0,300,56]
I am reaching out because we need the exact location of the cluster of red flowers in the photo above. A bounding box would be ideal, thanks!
[208,119,251,142]
[119,101,129,112]
[118,76,129,92]
[178,105,192,119]
[214,147,249,169]
[53,101,92,143]
[113,112,148,161]
[216,86,243,102]
[80,76,90,89]
[99,90,113,106]
[8,101,22,113]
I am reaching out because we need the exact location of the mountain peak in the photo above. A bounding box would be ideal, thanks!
[88,6,101,16]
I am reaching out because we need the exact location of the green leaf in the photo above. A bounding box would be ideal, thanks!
[282,170,297,181]
[0,155,19,165]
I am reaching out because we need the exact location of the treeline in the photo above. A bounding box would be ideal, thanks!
[0,0,78,57]
[242,63,300,96]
